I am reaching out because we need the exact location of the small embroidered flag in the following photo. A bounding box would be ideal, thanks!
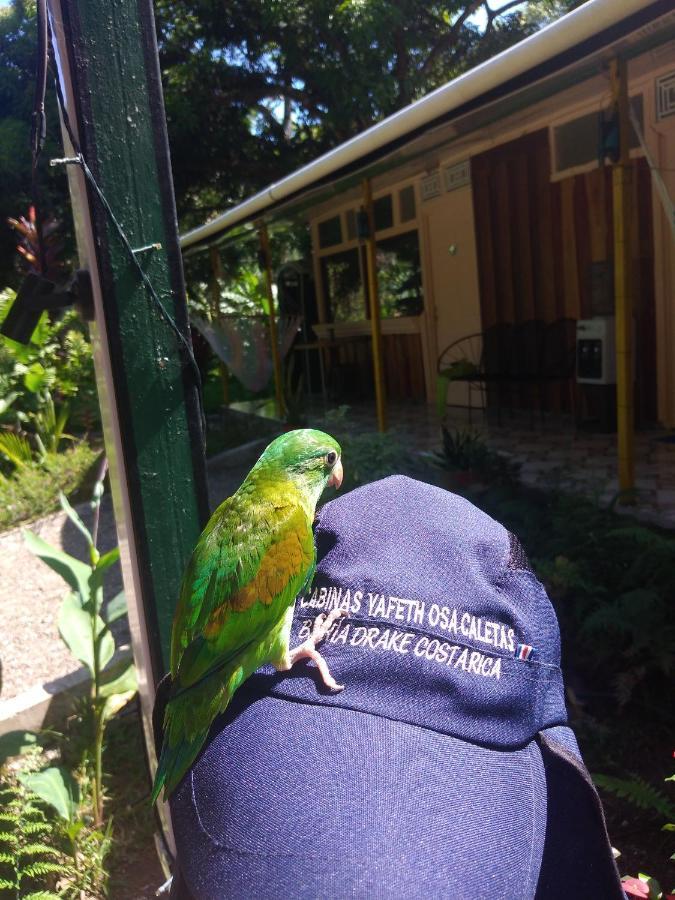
[516,643,534,661]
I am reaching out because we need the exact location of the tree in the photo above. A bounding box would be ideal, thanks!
[156,0,582,234]
[0,0,581,289]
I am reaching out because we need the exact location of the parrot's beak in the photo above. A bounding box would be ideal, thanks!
[328,458,343,489]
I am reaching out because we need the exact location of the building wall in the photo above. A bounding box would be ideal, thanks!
[306,41,675,421]
[421,179,482,408]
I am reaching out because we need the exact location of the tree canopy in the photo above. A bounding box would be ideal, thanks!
[156,0,580,232]
[0,0,581,287]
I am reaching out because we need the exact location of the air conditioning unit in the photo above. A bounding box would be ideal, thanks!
[576,317,616,384]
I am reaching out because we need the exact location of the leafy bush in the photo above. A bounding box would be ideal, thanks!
[466,484,675,716]
[0,471,136,897]
[187,265,269,319]
[592,774,675,822]
[0,441,99,531]
[0,743,112,899]
[435,425,517,482]
[0,287,99,445]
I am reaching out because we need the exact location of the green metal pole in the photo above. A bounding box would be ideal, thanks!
[49,0,209,837]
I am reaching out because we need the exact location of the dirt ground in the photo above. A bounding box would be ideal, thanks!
[0,444,262,704]
[0,444,265,898]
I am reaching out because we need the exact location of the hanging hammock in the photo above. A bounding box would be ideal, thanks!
[191,313,301,392]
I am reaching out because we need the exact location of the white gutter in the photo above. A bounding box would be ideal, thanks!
[180,0,654,250]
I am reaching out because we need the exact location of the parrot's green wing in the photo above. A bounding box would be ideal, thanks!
[170,492,314,679]
[152,490,315,802]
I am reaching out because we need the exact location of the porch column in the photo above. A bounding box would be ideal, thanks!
[362,178,387,432]
[258,222,285,418]
[611,57,634,496]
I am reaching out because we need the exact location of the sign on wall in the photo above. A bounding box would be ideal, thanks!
[421,171,442,201]
[443,160,471,192]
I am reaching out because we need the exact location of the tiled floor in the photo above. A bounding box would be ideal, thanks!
[331,402,675,530]
[231,397,675,529]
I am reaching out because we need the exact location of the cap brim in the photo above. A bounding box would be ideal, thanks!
[170,674,548,900]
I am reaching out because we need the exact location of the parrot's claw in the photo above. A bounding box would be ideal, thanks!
[285,607,347,692]
[311,607,347,643]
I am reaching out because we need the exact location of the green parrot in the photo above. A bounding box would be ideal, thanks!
[152,428,345,803]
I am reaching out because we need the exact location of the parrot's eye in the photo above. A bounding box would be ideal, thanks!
[326,451,337,466]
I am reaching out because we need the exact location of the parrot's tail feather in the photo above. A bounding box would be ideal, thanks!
[151,729,209,805]
[152,663,242,805]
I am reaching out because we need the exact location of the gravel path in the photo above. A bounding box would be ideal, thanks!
[0,442,266,702]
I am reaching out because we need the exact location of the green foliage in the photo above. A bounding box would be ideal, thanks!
[435,425,517,481]
[0,430,33,468]
[25,473,136,831]
[0,744,113,899]
[467,483,675,715]
[32,393,72,457]
[1,0,579,297]
[187,264,269,319]
[0,288,99,447]
[0,441,99,531]
[155,0,578,248]
[0,777,69,898]
[0,3,73,290]
[57,817,112,900]
[593,774,675,822]
[0,467,136,896]
[18,769,80,824]
[219,268,269,317]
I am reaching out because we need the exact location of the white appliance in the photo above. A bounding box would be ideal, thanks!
[576,316,616,385]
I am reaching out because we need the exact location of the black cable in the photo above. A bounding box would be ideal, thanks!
[31,0,49,275]
[52,73,206,446]
[31,0,48,161]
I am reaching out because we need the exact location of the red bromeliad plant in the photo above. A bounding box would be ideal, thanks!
[7,206,65,282]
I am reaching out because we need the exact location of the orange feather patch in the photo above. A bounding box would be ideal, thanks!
[203,529,311,637]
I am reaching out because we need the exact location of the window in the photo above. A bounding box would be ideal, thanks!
[345,209,357,241]
[373,194,393,231]
[399,185,416,223]
[318,216,342,248]
[376,231,424,318]
[320,249,365,322]
[553,95,644,174]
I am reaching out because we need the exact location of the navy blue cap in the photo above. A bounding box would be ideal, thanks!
[168,476,622,899]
